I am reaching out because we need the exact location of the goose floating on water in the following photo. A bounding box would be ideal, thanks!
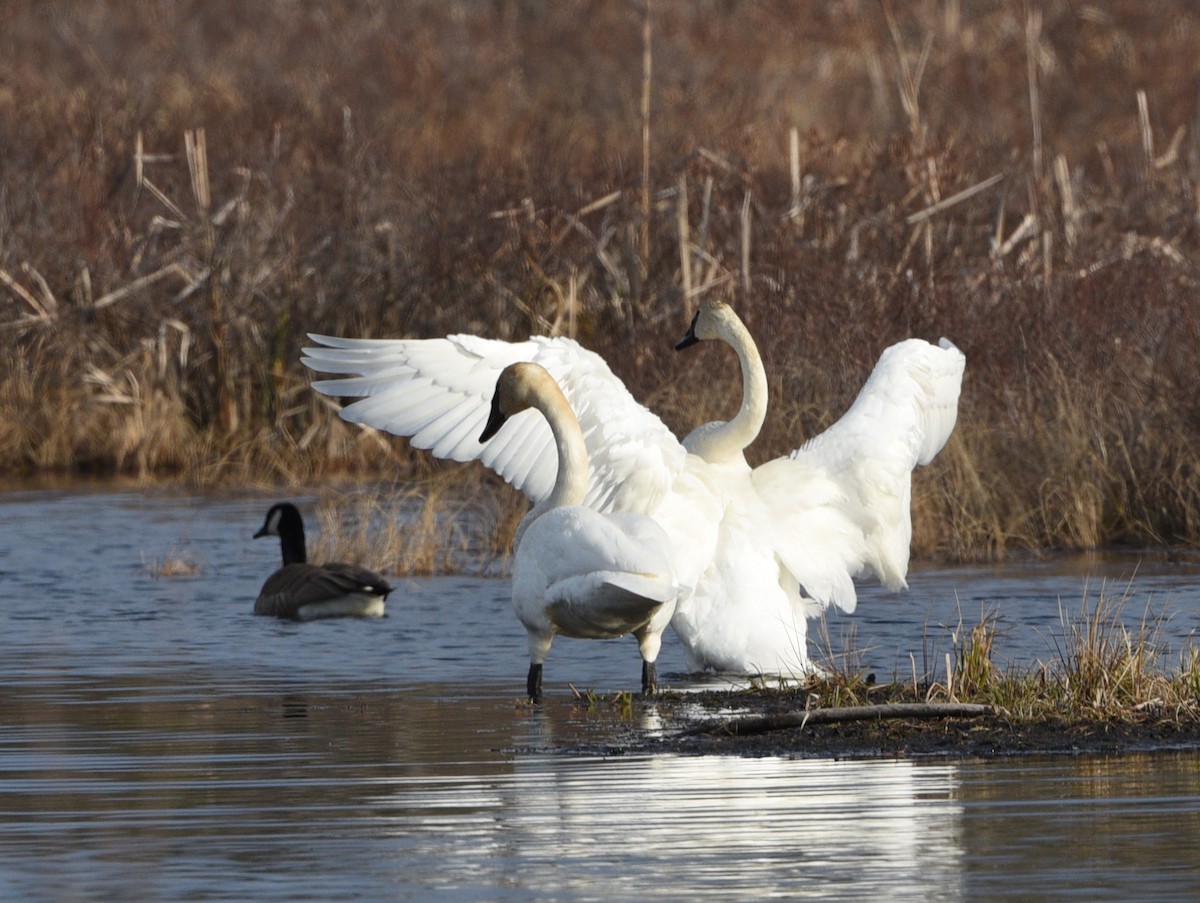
[302,302,963,675]
[480,362,684,701]
[253,502,392,620]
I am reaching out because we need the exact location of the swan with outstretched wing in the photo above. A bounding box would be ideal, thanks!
[667,302,964,673]
[302,303,963,678]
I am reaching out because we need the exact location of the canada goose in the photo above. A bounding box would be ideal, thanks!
[302,303,963,675]
[253,502,392,620]
[479,362,683,701]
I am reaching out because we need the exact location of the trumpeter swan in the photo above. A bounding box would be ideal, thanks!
[670,303,965,673]
[302,303,963,675]
[480,362,684,700]
[253,502,392,619]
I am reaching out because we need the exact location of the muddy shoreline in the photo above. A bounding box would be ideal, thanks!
[551,689,1200,760]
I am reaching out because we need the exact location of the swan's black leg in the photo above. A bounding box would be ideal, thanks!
[527,663,543,702]
[641,660,657,695]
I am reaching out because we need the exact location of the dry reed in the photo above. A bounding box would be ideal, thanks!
[805,579,1200,724]
[2,2,1200,564]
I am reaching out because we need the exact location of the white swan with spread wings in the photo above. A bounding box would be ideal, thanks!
[302,302,963,677]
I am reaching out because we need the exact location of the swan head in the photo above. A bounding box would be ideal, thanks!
[480,362,548,442]
[674,300,741,350]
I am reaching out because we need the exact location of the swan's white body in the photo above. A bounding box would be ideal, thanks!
[303,303,964,677]
[669,307,964,673]
[479,362,684,698]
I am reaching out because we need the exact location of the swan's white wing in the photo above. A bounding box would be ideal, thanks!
[752,337,965,610]
[303,333,686,513]
[791,338,965,472]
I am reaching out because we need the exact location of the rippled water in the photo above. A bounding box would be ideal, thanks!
[2,489,1199,901]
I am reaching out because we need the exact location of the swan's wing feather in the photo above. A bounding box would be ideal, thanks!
[748,461,869,613]
[303,333,685,509]
[754,337,965,605]
[790,337,965,474]
[532,340,687,514]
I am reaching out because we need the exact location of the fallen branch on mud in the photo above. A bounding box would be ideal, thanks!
[684,703,995,737]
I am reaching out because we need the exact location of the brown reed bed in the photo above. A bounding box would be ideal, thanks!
[306,471,527,577]
[3,2,1200,566]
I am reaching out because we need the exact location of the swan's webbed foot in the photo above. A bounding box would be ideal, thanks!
[641,660,657,696]
[526,662,544,703]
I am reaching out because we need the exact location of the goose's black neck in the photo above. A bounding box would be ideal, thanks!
[258,503,308,565]
[278,515,307,565]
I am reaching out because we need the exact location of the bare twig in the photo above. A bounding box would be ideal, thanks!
[92,263,191,310]
[740,190,751,292]
[639,0,652,273]
[0,267,51,319]
[677,172,692,305]
[683,702,995,737]
[906,172,1004,224]
[1026,8,1044,178]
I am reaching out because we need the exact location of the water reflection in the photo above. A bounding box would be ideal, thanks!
[3,674,1200,900]
[0,676,969,901]
[955,754,1200,901]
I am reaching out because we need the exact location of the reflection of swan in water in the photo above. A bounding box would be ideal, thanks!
[479,362,683,700]
[366,746,965,899]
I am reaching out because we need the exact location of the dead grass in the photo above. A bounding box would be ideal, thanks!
[806,578,1200,725]
[142,548,202,579]
[307,472,526,577]
[3,2,1200,561]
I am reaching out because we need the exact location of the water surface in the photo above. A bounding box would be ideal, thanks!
[1,490,1198,900]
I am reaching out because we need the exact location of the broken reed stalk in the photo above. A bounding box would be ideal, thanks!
[1026,7,1044,178]
[677,172,692,306]
[684,702,994,737]
[639,0,652,273]
[740,189,751,292]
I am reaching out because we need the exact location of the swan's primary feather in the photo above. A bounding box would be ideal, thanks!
[306,334,685,515]
[754,335,966,609]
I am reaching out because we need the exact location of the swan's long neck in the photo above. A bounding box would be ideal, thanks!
[728,317,768,447]
[533,375,589,510]
[693,316,768,462]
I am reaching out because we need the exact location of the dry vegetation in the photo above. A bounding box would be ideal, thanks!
[649,582,1200,755]
[4,1,1200,564]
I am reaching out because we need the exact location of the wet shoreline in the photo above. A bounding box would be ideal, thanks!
[529,688,1200,761]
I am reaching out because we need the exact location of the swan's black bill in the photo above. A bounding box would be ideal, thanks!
[479,394,507,442]
[674,310,701,350]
